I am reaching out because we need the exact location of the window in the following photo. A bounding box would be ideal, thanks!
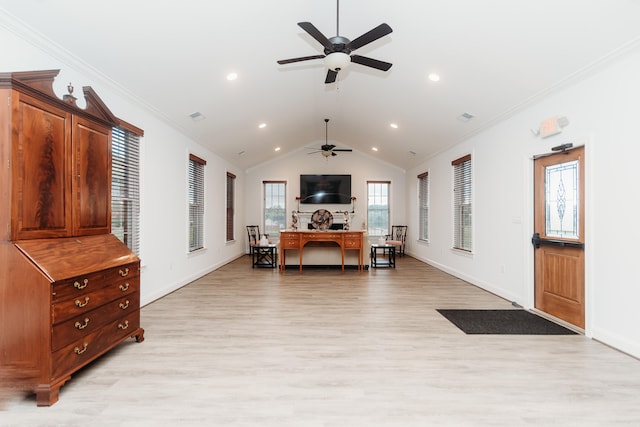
[264,181,286,240]
[188,154,206,252]
[111,124,142,255]
[367,181,390,236]
[452,154,472,251]
[418,171,429,241]
[226,172,236,242]
[545,160,579,239]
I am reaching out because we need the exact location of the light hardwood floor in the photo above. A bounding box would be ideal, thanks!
[3,256,640,426]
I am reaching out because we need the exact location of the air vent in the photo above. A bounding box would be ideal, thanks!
[457,112,474,122]
[189,112,206,121]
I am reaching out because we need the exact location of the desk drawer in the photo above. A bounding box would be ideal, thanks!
[52,312,140,379]
[280,234,300,248]
[304,233,342,240]
[344,237,362,249]
[52,293,140,351]
[52,276,139,324]
[280,232,299,239]
[52,262,139,303]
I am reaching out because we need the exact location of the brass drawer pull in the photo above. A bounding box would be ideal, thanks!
[74,343,88,355]
[119,267,130,277]
[75,297,90,308]
[73,279,88,290]
[119,300,130,310]
[118,320,129,330]
[75,318,90,330]
[119,283,130,292]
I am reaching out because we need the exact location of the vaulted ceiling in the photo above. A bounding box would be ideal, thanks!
[2,0,640,171]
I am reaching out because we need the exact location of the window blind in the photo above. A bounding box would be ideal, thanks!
[189,154,206,252]
[418,172,429,241]
[111,127,140,255]
[226,172,236,242]
[452,155,472,251]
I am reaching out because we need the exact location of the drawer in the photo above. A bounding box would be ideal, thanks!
[52,293,140,351]
[344,238,362,249]
[52,277,139,324]
[281,238,300,248]
[52,262,139,302]
[280,232,299,239]
[306,233,342,239]
[52,312,140,379]
[343,233,362,240]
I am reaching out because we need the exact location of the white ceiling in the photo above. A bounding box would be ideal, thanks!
[2,0,640,171]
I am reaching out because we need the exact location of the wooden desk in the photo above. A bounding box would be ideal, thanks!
[280,230,365,272]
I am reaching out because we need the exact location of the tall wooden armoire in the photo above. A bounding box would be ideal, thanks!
[0,70,144,406]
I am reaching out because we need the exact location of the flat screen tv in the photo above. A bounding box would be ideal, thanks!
[300,174,351,204]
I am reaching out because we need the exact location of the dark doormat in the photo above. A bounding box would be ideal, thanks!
[436,309,578,335]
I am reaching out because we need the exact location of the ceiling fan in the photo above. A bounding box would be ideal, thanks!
[277,0,393,84]
[308,119,352,157]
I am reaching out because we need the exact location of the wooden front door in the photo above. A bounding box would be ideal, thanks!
[533,146,585,328]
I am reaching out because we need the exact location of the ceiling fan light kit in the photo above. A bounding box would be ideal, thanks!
[325,52,351,71]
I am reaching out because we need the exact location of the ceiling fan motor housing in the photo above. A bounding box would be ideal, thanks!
[325,36,351,54]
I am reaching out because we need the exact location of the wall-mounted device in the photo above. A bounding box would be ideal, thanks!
[299,174,351,204]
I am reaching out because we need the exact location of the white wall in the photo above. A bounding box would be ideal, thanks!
[244,148,406,253]
[407,45,640,358]
[1,20,246,307]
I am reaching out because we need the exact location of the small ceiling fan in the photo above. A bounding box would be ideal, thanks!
[308,119,352,157]
[277,0,393,84]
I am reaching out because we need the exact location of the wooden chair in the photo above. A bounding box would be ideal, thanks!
[385,225,408,256]
[246,225,261,255]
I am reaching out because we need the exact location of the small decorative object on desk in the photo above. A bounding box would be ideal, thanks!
[291,210,298,230]
[260,235,269,246]
[378,236,386,246]
[343,211,350,230]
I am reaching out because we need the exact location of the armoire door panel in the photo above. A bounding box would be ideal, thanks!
[73,116,111,236]
[12,95,72,239]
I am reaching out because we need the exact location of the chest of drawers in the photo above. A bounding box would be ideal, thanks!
[0,234,144,406]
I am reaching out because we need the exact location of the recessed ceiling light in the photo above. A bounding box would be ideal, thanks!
[189,112,205,121]
[372,147,379,152]
[274,147,281,152]
[390,123,398,129]
[258,123,267,129]
[428,73,440,82]
[226,72,238,81]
